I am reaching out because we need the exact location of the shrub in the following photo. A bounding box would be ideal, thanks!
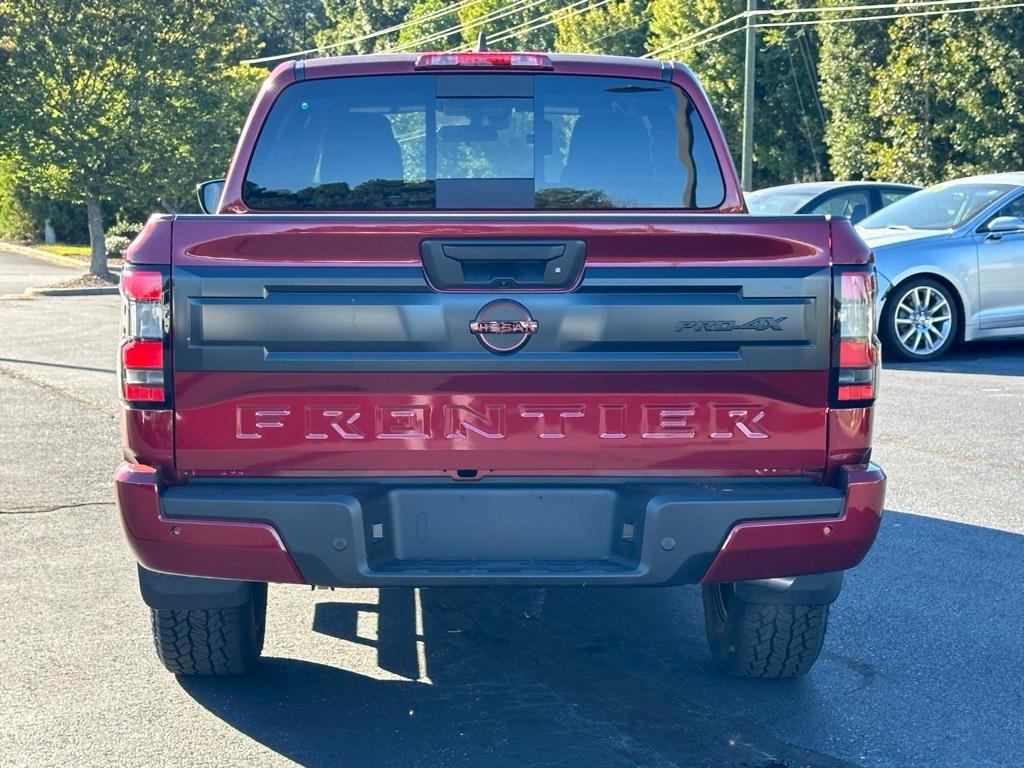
[0,156,39,241]
[104,220,144,259]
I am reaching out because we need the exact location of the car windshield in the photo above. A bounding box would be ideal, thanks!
[859,182,1015,230]
[745,188,819,214]
[244,74,726,210]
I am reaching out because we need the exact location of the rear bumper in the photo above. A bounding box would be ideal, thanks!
[114,464,885,587]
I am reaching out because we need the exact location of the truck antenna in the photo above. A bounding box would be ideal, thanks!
[476,31,488,52]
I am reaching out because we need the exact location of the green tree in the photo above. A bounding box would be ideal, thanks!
[0,0,262,276]
[944,7,1024,175]
[816,0,888,180]
[649,0,743,149]
[0,156,38,241]
[246,0,329,59]
[869,13,958,184]
[147,31,263,213]
[647,0,827,186]
[459,0,562,51]
[396,0,465,51]
[867,6,1024,184]
[315,0,410,53]
[818,3,1024,185]
[554,0,650,55]
[758,21,828,184]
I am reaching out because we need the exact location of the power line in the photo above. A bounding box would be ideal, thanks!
[643,12,748,58]
[479,0,618,48]
[768,0,1023,27]
[384,0,549,53]
[579,12,653,50]
[764,0,990,16]
[796,30,826,127]
[783,30,820,170]
[642,0,1008,58]
[484,2,583,46]
[666,0,1024,56]
[241,0,486,65]
[646,0,1021,192]
[384,0,545,52]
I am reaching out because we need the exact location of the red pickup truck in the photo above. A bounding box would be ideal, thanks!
[114,51,885,679]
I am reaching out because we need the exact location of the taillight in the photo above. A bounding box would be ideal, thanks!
[120,268,169,406]
[414,52,553,69]
[832,268,880,405]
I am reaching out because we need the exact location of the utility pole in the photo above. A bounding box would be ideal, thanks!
[740,0,757,192]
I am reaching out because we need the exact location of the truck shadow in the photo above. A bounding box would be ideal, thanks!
[179,511,1024,768]
[883,339,1024,376]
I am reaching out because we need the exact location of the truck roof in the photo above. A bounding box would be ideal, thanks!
[293,51,688,83]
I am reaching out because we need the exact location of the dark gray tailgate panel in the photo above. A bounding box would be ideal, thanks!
[173,266,831,373]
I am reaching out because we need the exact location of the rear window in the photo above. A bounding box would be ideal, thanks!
[243,74,726,210]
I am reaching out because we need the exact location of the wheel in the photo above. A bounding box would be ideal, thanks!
[701,582,829,678]
[881,277,958,361]
[150,583,267,675]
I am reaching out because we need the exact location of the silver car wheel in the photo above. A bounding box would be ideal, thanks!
[892,284,952,356]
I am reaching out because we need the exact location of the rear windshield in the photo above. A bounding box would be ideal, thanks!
[243,74,726,210]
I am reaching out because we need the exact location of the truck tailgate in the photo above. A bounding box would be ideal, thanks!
[170,215,833,476]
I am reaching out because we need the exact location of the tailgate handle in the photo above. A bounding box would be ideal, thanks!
[421,239,586,291]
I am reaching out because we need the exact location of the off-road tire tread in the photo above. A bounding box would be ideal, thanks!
[150,600,262,676]
[703,586,829,678]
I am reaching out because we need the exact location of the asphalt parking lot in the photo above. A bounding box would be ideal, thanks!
[0,249,1021,768]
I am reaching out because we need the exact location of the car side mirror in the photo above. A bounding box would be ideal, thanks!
[986,215,1024,233]
[196,179,225,214]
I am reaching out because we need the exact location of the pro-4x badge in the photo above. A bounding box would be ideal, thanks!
[469,300,538,354]
[675,316,787,332]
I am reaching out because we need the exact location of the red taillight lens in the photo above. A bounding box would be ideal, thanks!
[121,339,163,369]
[839,338,876,368]
[833,268,880,406]
[837,384,874,401]
[415,52,552,69]
[123,384,165,402]
[121,270,163,301]
[120,268,167,405]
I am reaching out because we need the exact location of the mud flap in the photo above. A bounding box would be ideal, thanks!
[137,564,257,610]
[732,571,844,606]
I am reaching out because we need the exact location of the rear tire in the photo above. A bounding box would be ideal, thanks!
[701,582,828,678]
[881,277,958,361]
[150,583,267,675]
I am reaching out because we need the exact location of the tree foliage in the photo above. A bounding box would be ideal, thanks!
[0,0,262,274]
[648,0,827,186]
[944,8,1024,176]
[0,156,38,241]
[315,0,409,53]
[869,14,957,184]
[458,0,562,51]
[818,3,1024,186]
[396,0,465,51]
[554,0,650,55]
[3,0,1024,264]
[245,0,329,58]
[815,0,888,180]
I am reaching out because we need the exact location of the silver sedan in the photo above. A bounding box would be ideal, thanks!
[857,172,1024,361]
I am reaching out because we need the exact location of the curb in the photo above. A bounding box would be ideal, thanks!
[0,241,89,269]
[24,285,119,297]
